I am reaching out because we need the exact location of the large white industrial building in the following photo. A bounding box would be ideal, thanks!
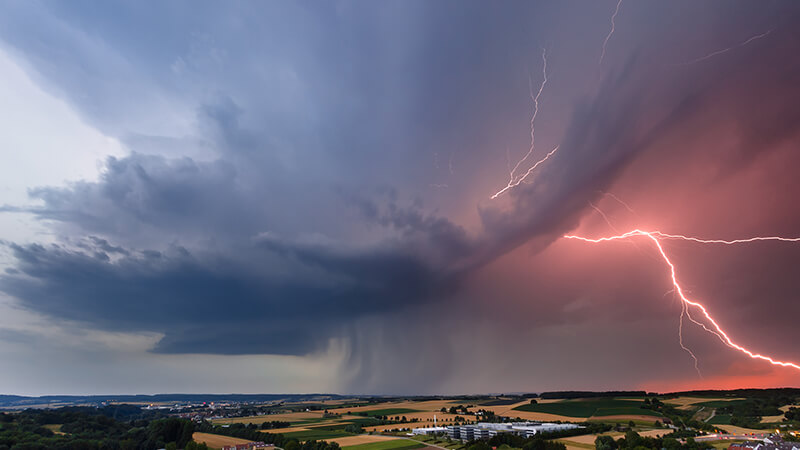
[444,422,582,441]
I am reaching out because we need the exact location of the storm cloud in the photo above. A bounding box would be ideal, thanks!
[1,1,799,393]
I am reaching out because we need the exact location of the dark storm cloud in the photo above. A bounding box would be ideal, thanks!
[0,224,458,354]
[0,53,716,356]
[1,0,800,393]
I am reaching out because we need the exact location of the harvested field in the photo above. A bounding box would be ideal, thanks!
[192,432,252,449]
[556,441,594,450]
[558,429,665,449]
[515,398,661,418]
[587,415,662,423]
[663,397,744,409]
[492,410,579,422]
[360,408,420,417]
[212,411,323,425]
[471,400,533,416]
[761,415,785,423]
[327,400,455,415]
[638,429,670,438]
[559,432,623,445]
[716,425,767,435]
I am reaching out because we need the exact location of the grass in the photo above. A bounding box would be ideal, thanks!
[587,419,660,427]
[514,399,662,418]
[346,418,383,426]
[481,399,522,406]
[43,424,65,435]
[708,414,733,425]
[556,439,595,449]
[283,429,353,440]
[343,440,426,450]
[308,424,356,431]
[360,409,420,417]
[710,441,746,450]
[410,435,463,450]
[291,418,329,425]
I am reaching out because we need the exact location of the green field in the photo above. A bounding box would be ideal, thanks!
[290,418,329,426]
[345,418,382,426]
[514,398,662,418]
[707,414,732,425]
[410,434,465,450]
[361,408,419,417]
[283,430,353,440]
[694,400,748,408]
[343,440,426,450]
[306,418,380,431]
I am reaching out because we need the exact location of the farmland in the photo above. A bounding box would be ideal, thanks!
[192,432,253,449]
[283,429,354,441]
[342,439,426,450]
[514,398,662,418]
[359,408,421,417]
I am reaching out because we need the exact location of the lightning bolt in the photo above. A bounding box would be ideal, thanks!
[599,0,623,65]
[651,231,800,244]
[676,29,772,65]
[563,229,800,371]
[491,49,560,199]
[678,299,703,377]
[600,191,636,215]
[588,201,619,232]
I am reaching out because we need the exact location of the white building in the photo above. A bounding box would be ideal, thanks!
[412,427,449,436]
[447,422,582,441]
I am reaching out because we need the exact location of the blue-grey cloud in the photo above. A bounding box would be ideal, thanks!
[1,0,799,393]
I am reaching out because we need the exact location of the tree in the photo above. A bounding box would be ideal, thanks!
[595,435,617,450]
[467,442,491,450]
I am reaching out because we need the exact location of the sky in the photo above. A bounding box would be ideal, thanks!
[0,0,799,396]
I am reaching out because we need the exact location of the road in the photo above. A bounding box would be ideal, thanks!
[694,433,772,442]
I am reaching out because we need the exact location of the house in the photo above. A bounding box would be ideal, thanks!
[729,438,800,450]
[222,442,274,450]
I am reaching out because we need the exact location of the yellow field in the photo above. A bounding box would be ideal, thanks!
[43,424,65,435]
[193,432,253,449]
[663,397,744,410]
[716,425,768,435]
[326,400,457,415]
[761,415,785,423]
[557,428,668,450]
[557,440,594,450]
[638,429,671,438]
[492,410,580,422]
[212,411,323,425]
[467,400,531,415]
[559,432,623,445]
